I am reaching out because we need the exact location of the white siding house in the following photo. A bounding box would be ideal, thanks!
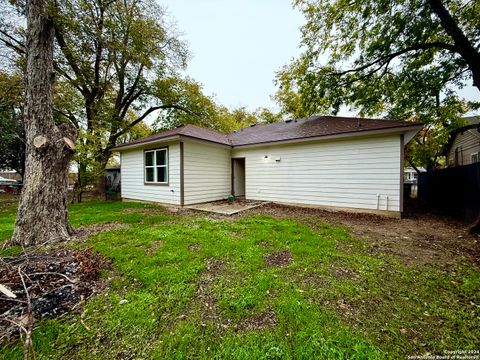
[232,135,402,212]
[446,116,480,167]
[113,116,422,216]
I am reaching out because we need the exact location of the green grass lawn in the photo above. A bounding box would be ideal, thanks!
[1,197,479,359]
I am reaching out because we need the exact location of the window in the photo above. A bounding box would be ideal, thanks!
[145,148,168,184]
[472,152,479,164]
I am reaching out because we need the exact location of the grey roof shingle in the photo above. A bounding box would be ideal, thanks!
[113,124,231,149]
[227,115,420,146]
[113,115,421,150]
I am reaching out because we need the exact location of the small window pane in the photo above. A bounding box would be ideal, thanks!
[145,151,154,166]
[156,149,167,166]
[146,167,154,182]
[157,167,167,183]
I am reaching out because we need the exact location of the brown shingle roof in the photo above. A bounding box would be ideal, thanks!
[228,115,421,146]
[113,124,231,150]
[113,116,421,150]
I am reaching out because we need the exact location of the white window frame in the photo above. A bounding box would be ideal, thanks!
[471,152,479,164]
[144,147,168,184]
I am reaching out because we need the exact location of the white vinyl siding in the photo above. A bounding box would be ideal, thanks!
[447,129,480,166]
[232,135,401,212]
[183,140,231,205]
[121,142,180,205]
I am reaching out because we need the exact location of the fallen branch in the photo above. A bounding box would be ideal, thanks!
[18,267,35,360]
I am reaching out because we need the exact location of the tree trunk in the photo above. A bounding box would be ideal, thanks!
[94,149,111,195]
[10,0,77,247]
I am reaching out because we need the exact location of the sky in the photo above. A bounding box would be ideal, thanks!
[159,0,479,115]
[160,0,304,112]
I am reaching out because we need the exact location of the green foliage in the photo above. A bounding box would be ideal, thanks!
[275,0,480,168]
[153,80,279,133]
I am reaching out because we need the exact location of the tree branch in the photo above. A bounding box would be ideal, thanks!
[428,0,480,90]
[0,31,25,54]
[109,104,198,146]
[331,42,457,77]
[53,21,90,97]
[0,29,25,50]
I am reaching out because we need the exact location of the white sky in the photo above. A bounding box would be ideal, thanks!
[161,0,304,112]
[160,0,479,115]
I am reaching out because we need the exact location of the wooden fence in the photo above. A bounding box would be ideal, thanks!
[418,163,480,222]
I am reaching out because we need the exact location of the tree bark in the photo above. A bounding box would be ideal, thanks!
[10,0,77,247]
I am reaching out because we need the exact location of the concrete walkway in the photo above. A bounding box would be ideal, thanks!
[186,200,266,215]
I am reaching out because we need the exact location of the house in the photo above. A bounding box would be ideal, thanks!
[404,166,426,198]
[404,167,425,184]
[445,116,480,167]
[112,116,422,216]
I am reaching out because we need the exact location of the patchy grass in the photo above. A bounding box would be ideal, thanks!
[1,196,479,359]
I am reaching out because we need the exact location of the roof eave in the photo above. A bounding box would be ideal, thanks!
[111,134,231,151]
[232,124,423,148]
[111,135,181,151]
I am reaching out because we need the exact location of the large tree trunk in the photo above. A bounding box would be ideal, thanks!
[10,0,77,247]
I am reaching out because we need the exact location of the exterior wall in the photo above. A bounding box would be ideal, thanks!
[183,140,231,205]
[447,130,480,166]
[232,135,402,212]
[120,141,181,205]
[233,158,245,197]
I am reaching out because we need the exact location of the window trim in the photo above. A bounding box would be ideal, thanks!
[144,146,169,186]
[471,152,479,164]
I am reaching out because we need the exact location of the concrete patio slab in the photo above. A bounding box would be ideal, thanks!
[186,200,266,215]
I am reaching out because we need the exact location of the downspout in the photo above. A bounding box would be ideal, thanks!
[180,141,184,206]
[400,134,405,214]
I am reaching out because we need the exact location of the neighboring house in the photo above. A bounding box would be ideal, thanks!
[404,167,426,184]
[445,116,480,167]
[112,116,422,216]
[404,166,426,198]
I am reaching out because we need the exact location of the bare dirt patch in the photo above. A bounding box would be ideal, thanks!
[244,203,479,267]
[0,248,108,341]
[145,240,164,254]
[236,308,278,332]
[72,222,130,242]
[188,243,202,252]
[189,258,279,333]
[264,250,293,267]
[191,258,231,331]
[332,265,360,280]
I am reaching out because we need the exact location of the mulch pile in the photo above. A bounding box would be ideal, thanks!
[0,248,107,341]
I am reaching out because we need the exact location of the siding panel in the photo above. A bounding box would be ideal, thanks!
[447,130,480,166]
[183,140,231,205]
[232,135,401,212]
[121,142,181,204]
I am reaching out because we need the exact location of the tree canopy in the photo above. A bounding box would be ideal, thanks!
[275,0,480,169]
